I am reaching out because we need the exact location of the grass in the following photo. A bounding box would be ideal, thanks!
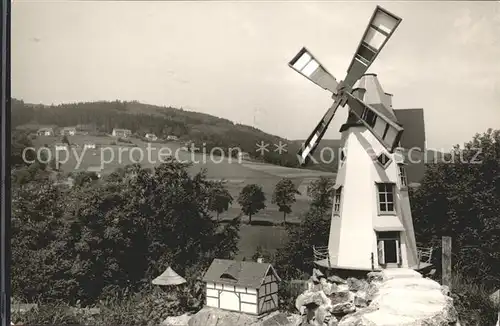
[236,224,289,260]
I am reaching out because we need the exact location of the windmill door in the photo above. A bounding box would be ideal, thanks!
[376,231,401,268]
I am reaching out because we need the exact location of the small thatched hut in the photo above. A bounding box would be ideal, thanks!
[152,266,187,286]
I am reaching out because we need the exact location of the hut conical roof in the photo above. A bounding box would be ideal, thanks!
[152,266,186,286]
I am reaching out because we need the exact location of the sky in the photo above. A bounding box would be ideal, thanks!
[12,1,500,150]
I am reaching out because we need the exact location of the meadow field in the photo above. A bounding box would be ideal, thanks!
[30,134,336,257]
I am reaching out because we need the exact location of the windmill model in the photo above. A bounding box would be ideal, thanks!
[289,6,429,271]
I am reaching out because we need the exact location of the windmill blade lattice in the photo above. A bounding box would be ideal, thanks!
[289,5,403,166]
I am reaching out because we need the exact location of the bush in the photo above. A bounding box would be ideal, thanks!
[278,280,307,313]
[450,272,498,326]
[11,303,88,326]
[275,205,330,280]
[12,280,204,326]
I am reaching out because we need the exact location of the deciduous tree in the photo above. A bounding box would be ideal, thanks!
[237,184,266,223]
[208,181,233,221]
[272,178,300,223]
[307,176,335,209]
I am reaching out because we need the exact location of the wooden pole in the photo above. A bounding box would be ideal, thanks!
[442,236,452,290]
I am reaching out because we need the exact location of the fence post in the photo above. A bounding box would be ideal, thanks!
[442,236,452,290]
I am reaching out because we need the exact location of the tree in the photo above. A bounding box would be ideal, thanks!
[272,178,300,223]
[411,128,500,287]
[61,135,70,146]
[208,181,233,221]
[11,130,34,167]
[71,171,99,187]
[275,205,330,280]
[307,176,335,209]
[237,184,266,223]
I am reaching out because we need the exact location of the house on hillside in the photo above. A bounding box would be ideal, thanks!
[237,152,251,161]
[203,258,280,315]
[37,127,54,136]
[54,143,68,151]
[166,135,178,141]
[145,133,158,141]
[112,128,132,138]
[60,127,76,136]
[84,143,96,149]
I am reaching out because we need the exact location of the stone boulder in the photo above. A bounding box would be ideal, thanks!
[353,294,368,308]
[328,275,347,284]
[366,272,383,283]
[187,308,300,326]
[347,278,369,293]
[338,269,459,326]
[329,291,353,306]
[296,291,330,312]
[331,302,356,315]
[321,278,337,295]
[162,313,192,326]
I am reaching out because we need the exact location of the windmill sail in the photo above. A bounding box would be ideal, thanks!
[289,47,339,95]
[344,6,402,87]
[298,99,344,166]
[345,91,403,153]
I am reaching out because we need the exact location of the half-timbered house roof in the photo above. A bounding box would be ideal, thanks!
[203,259,280,289]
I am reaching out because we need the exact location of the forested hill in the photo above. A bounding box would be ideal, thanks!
[11,98,338,172]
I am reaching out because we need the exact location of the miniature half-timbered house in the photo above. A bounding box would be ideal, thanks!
[202,259,281,315]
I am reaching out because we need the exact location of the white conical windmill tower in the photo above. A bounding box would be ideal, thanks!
[288,6,429,272]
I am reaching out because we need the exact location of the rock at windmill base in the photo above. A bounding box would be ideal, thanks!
[313,268,325,279]
[162,313,192,326]
[366,272,383,283]
[328,275,347,284]
[296,291,325,312]
[338,269,458,326]
[329,291,352,306]
[331,302,356,315]
[321,279,337,296]
[347,278,369,292]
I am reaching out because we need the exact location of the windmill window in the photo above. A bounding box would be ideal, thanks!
[333,187,342,215]
[377,183,396,214]
[376,153,391,168]
[340,148,346,164]
[361,108,377,128]
[398,164,408,188]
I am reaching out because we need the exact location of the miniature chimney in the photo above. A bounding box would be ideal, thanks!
[257,258,264,263]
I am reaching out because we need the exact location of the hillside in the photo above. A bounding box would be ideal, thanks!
[12,99,447,176]
[12,98,337,173]
[292,138,343,171]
